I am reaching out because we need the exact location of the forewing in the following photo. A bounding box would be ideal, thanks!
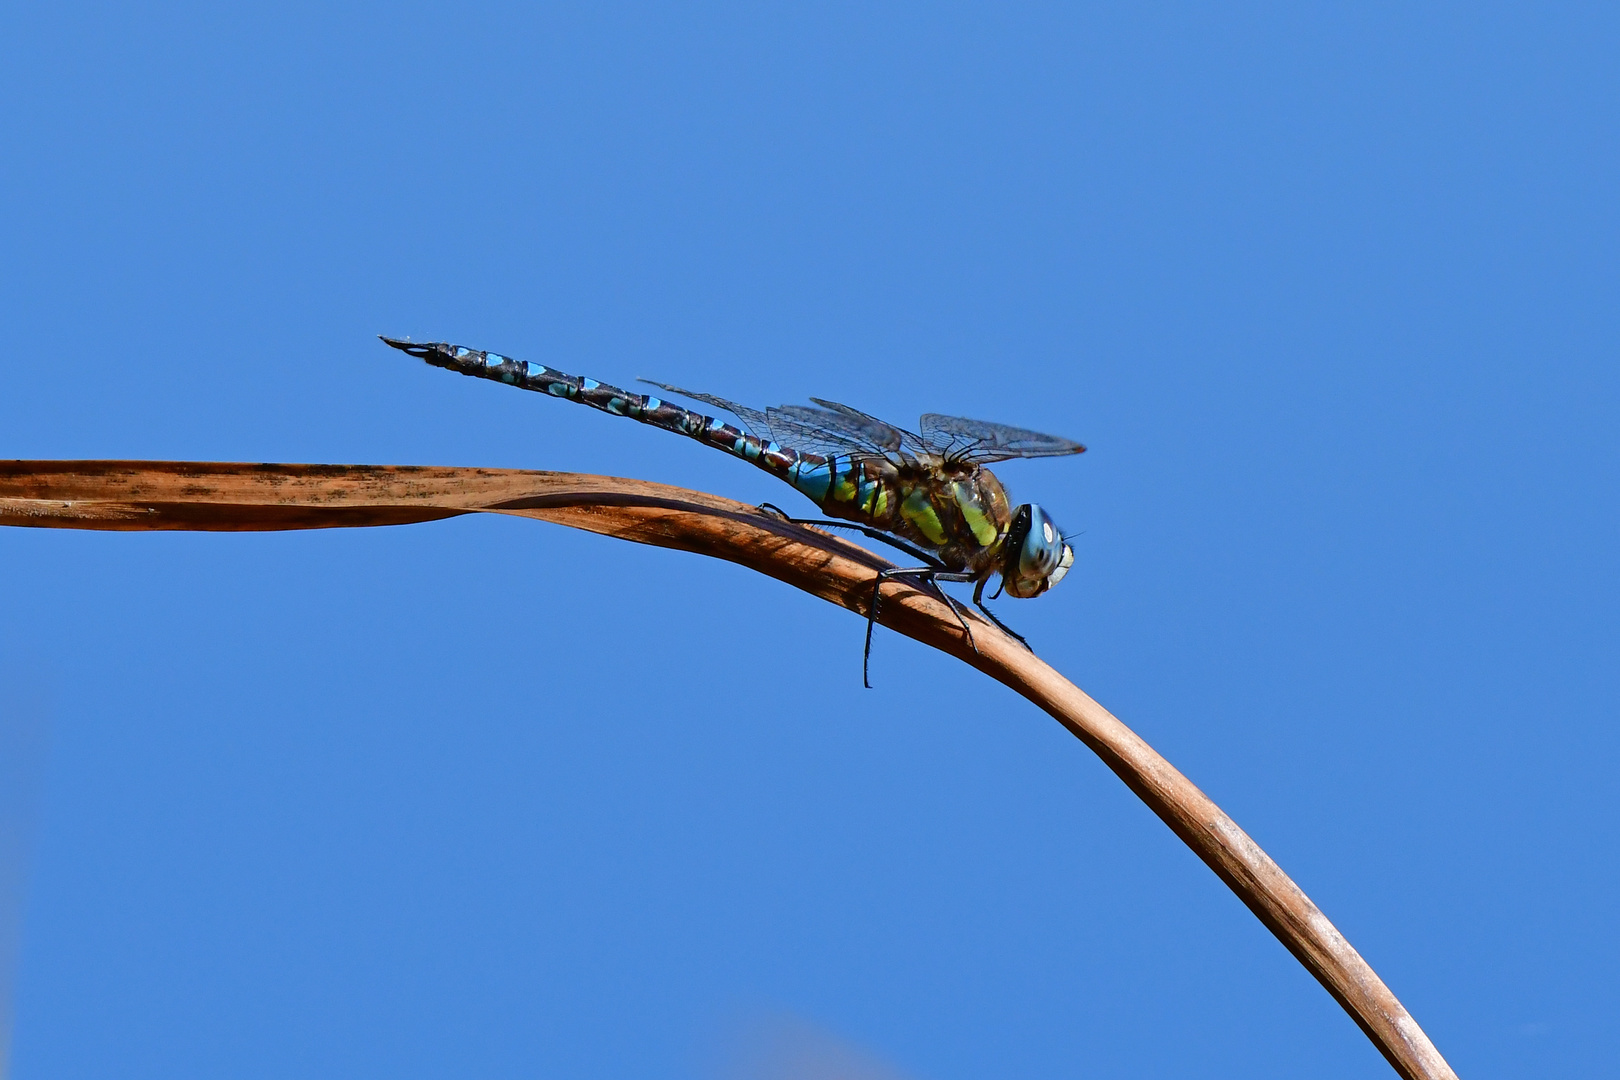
[919,413,1087,462]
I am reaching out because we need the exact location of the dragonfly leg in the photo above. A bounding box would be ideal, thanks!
[934,587,980,653]
[864,567,979,688]
[970,576,1033,651]
[757,503,945,568]
[755,503,976,683]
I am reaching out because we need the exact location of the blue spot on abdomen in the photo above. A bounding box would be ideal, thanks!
[792,460,832,502]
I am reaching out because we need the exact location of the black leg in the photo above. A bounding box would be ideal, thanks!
[965,599,1030,650]
[968,575,1029,648]
[757,503,945,568]
[934,587,981,652]
[864,567,979,688]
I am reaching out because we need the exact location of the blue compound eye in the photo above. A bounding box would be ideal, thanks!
[1002,504,1074,599]
[1019,505,1062,576]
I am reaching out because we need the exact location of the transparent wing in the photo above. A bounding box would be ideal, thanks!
[919,413,1087,462]
[639,380,873,456]
[772,399,938,459]
[641,381,1082,465]
[755,408,881,457]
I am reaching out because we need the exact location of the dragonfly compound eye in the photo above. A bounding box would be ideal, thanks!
[1002,504,1072,598]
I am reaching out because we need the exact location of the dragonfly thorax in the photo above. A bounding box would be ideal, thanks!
[1001,503,1074,599]
[872,461,1014,575]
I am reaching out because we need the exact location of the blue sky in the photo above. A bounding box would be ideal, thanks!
[2,3,1616,1077]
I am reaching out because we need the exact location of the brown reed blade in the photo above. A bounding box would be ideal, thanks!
[0,460,1459,1080]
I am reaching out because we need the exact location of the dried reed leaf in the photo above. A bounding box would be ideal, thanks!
[0,460,1457,1080]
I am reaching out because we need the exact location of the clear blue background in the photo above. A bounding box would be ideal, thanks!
[2,3,1615,1077]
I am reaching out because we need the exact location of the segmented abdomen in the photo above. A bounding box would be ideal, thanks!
[388,339,900,528]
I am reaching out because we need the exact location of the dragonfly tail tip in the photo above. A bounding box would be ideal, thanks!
[379,335,436,360]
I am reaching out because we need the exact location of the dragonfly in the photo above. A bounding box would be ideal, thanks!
[382,337,1086,685]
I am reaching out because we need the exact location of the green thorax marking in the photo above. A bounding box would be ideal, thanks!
[951,480,1001,547]
[899,484,949,546]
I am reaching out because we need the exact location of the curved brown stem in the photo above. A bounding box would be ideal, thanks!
[0,460,1459,1080]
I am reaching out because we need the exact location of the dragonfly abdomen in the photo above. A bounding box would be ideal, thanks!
[788,455,892,518]
[386,338,812,481]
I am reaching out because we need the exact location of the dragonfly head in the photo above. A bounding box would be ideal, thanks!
[1001,504,1074,599]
